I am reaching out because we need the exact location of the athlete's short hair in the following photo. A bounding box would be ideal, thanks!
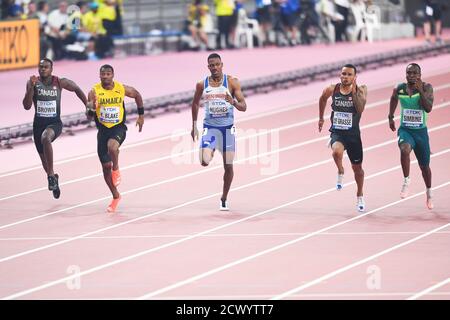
[207,53,221,62]
[40,58,53,68]
[343,64,357,75]
[100,64,114,73]
[407,63,421,73]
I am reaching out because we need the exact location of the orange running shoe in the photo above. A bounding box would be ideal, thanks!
[112,169,121,187]
[107,196,121,213]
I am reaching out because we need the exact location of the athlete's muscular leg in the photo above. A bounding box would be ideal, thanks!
[41,128,56,176]
[107,139,120,171]
[419,165,432,189]
[399,143,412,178]
[221,151,235,201]
[352,163,364,197]
[38,153,48,175]
[200,148,214,167]
[332,142,345,175]
[101,161,120,199]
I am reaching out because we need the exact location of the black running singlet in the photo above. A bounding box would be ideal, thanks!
[33,76,62,126]
[330,84,361,135]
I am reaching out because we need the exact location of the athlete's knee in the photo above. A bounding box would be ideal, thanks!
[332,149,343,158]
[352,164,364,174]
[200,150,213,166]
[40,134,52,145]
[107,145,119,155]
[399,143,412,154]
[102,162,112,172]
[224,164,233,172]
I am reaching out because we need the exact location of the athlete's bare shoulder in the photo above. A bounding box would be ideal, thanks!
[195,79,204,91]
[322,83,335,96]
[358,84,368,93]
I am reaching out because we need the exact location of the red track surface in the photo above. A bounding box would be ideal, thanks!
[0,69,449,300]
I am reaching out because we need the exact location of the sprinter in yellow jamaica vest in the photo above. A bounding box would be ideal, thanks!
[388,63,434,210]
[86,64,145,213]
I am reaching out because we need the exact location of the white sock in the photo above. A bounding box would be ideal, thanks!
[403,176,410,184]
[426,188,432,198]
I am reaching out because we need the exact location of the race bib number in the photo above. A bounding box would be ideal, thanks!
[332,112,353,130]
[403,109,423,128]
[99,106,120,124]
[208,101,229,118]
[36,100,57,118]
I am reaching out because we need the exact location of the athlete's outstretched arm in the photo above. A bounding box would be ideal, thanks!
[318,85,333,132]
[22,76,38,110]
[388,88,399,132]
[352,83,367,114]
[418,82,434,113]
[60,78,88,106]
[191,81,204,141]
[124,85,144,132]
[227,77,247,112]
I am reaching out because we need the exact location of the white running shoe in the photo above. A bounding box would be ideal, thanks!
[426,189,433,210]
[426,197,434,210]
[220,199,229,211]
[400,177,410,198]
[336,173,344,191]
[357,196,365,213]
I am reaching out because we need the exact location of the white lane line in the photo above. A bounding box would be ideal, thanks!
[136,182,450,300]
[150,291,450,300]
[0,121,449,265]
[0,111,328,201]
[67,291,450,300]
[0,92,410,201]
[1,80,449,183]
[1,117,449,232]
[273,219,450,300]
[1,231,450,241]
[0,95,327,179]
[3,150,449,300]
[407,278,450,300]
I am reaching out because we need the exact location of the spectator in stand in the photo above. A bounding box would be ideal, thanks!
[82,2,113,58]
[1,0,9,19]
[4,0,23,19]
[214,0,235,49]
[65,1,97,60]
[47,1,70,60]
[279,0,300,46]
[26,1,39,19]
[255,0,274,46]
[334,0,349,42]
[36,0,52,59]
[97,0,123,35]
[229,0,244,48]
[423,0,443,44]
[187,0,211,50]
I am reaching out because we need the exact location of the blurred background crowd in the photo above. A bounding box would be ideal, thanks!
[1,0,448,61]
